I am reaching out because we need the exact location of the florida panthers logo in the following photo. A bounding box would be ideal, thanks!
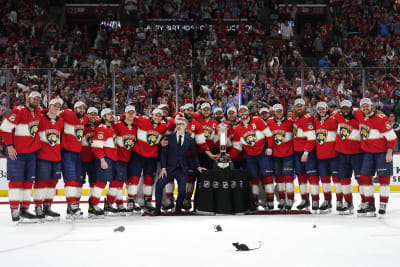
[146,130,159,146]
[87,136,93,145]
[123,134,136,149]
[243,131,257,146]
[75,125,84,141]
[273,130,285,145]
[339,125,351,140]
[316,129,327,145]
[28,120,39,137]
[203,129,211,139]
[46,130,60,147]
[360,126,370,140]
[293,124,298,138]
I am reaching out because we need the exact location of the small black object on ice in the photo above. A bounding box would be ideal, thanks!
[214,225,222,232]
[313,224,316,228]
[114,226,125,232]
[232,241,263,251]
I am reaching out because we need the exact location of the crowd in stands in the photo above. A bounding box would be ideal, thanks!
[1,0,400,147]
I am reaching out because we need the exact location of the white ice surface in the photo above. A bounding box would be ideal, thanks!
[0,193,399,267]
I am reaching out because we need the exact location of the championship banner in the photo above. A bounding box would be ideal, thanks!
[1,155,400,196]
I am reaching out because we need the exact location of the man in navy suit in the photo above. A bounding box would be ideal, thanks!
[153,117,206,215]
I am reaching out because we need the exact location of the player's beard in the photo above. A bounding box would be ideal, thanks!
[294,108,307,118]
[76,111,85,119]
[184,113,193,121]
[342,110,352,120]
[215,115,223,123]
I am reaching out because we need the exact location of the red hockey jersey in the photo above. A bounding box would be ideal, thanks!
[91,123,118,161]
[134,116,167,157]
[315,116,338,159]
[114,120,137,162]
[354,110,397,153]
[60,109,87,152]
[193,112,217,151]
[223,120,245,161]
[332,113,362,154]
[229,117,271,159]
[292,113,316,152]
[267,117,294,157]
[37,114,64,162]
[0,105,41,153]
[81,123,96,162]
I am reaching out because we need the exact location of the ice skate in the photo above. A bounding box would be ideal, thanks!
[278,199,286,210]
[338,201,354,215]
[126,198,142,214]
[285,199,294,211]
[296,199,310,211]
[66,204,83,220]
[104,199,119,216]
[311,200,319,214]
[19,208,39,223]
[43,205,60,221]
[378,203,387,216]
[319,200,332,214]
[88,205,105,219]
[34,206,45,220]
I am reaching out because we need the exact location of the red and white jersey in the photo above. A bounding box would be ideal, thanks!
[60,109,87,152]
[0,105,41,154]
[193,112,217,151]
[91,123,118,161]
[229,117,271,158]
[267,117,294,157]
[354,110,397,153]
[223,120,245,161]
[37,114,64,162]
[114,120,137,162]
[332,113,362,154]
[292,113,316,152]
[133,116,167,157]
[81,123,96,162]
[315,116,338,159]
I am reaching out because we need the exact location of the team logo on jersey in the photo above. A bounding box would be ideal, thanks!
[75,125,84,141]
[203,126,212,139]
[316,129,327,145]
[273,130,286,145]
[46,129,60,146]
[339,124,352,140]
[386,121,392,130]
[123,134,136,149]
[293,124,298,138]
[85,132,94,145]
[28,120,39,137]
[8,113,16,122]
[146,130,159,146]
[243,130,256,146]
[360,124,370,140]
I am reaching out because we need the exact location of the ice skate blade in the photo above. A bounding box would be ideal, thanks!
[19,217,39,224]
[339,210,354,215]
[66,214,83,220]
[104,211,120,216]
[319,208,331,214]
[45,216,60,221]
[88,214,104,219]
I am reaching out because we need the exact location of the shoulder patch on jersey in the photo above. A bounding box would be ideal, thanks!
[8,113,16,122]
[386,121,392,130]
[308,123,313,130]
[377,113,386,119]
[304,113,312,118]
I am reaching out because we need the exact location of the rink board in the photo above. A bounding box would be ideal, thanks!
[1,154,400,196]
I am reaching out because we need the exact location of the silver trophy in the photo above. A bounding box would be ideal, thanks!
[215,123,232,169]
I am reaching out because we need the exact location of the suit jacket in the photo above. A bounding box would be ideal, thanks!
[160,133,200,177]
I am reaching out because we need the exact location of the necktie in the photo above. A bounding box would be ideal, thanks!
[179,135,182,147]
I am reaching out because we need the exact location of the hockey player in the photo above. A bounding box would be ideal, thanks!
[332,100,362,215]
[0,91,42,222]
[213,107,225,124]
[229,105,274,210]
[128,108,168,211]
[314,101,343,213]
[259,107,270,122]
[90,108,118,217]
[82,107,99,215]
[354,98,397,216]
[59,101,88,218]
[33,98,64,220]
[114,106,137,214]
[266,104,295,210]
[292,99,318,211]
[225,107,246,169]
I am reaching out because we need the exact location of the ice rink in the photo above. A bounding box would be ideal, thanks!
[0,193,399,267]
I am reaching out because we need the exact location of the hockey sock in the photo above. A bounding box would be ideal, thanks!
[44,179,58,206]
[21,181,33,209]
[320,176,332,200]
[165,181,174,199]
[357,180,366,202]
[127,176,140,199]
[308,175,319,201]
[114,181,125,205]
[262,175,274,201]
[65,180,81,206]
[341,178,353,201]
[251,176,260,200]
[143,174,154,199]
[91,182,107,205]
[107,180,119,204]
[89,183,95,198]
[378,176,390,203]
[33,180,47,207]
[276,175,286,200]
[185,175,196,199]
[360,175,373,202]
[297,174,308,200]
[8,181,23,210]
[332,176,343,201]
[284,175,294,199]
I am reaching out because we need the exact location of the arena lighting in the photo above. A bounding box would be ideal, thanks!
[238,79,242,106]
